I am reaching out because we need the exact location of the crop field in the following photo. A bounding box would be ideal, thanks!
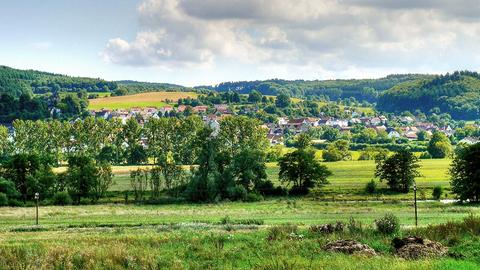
[88,91,198,110]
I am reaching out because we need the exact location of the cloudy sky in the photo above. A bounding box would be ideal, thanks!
[1,0,480,86]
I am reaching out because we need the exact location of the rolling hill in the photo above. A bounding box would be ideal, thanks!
[377,71,480,119]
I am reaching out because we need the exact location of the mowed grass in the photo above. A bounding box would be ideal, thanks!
[88,91,198,110]
[105,159,452,200]
[0,200,477,228]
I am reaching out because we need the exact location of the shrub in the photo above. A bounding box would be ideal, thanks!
[245,193,263,202]
[375,213,400,235]
[266,224,298,241]
[347,217,363,233]
[227,185,247,201]
[52,192,73,206]
[432,186,443,200]
[0,192,8,206]
[419,152,432,159]
[365,180,377,194]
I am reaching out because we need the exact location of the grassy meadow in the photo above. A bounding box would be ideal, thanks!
[0,200,479,269]
[88,91,198,110]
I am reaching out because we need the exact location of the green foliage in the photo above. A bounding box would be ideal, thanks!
[266,224,298,241]
[450,143,480,202]
[322,140,351,162]
[275,93,291,108]
[375,149,421,192]
[428,132,452,158]
[375,213,400,235]
[0,192,7,206]
[130,168,150,202]
[52,191,72,206]
[279,146,331,195]
[378,71,480,119]
[432,186,443,200]
[365,180,377,194]
[66,155,98,203]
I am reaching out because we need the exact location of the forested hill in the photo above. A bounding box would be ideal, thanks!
[0,65,117,97]
[198,74,432,102]
[377,71,480,120]
[116,80,187,94]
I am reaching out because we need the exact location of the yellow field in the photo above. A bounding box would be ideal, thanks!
[88,91,198,110]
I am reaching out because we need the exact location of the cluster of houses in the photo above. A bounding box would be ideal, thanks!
[265,115,462,146]
[89,105,480,147]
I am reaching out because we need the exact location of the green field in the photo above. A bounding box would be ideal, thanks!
[88,91,198,110]
[103,159,452,200]
[0,200,479,269]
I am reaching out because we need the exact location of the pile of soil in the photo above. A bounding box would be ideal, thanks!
[323,240,376,256]
[392,236,448,259]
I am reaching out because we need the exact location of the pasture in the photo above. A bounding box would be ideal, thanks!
[88,91,198,110]
[104,159,452,200]
[0,200,479,269]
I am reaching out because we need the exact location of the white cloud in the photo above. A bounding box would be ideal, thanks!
[102,0,480,75]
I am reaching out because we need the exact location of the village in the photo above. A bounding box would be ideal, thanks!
[89,103,479,147]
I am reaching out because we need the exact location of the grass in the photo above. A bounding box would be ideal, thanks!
[0,201,479,269]
[100,158,451,200]
[88,91,198,110]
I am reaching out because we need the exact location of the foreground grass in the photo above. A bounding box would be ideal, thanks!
[0,200,477,229]
[0,205,479,269]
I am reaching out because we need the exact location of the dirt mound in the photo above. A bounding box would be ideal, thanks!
[392,237,447,259]
[323,240,376,256]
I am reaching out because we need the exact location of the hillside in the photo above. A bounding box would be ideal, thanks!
[378,71,480,119]
[198,74,432,102]
[116,80,187,93]
[0,65,117,97]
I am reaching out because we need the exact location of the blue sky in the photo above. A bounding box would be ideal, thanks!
[1,0,480,86]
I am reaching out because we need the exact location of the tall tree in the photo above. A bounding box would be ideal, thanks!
[450,143,480,202]
[428,132,452,158]
[375,149,421,192]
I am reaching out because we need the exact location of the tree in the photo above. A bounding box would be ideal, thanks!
[450,143,480,202]
[91,162,114,202]
[322,140,351,162]
[230,149,267,192]
[1,153,54,203]
[427,132,452,158]
[375,149,421,192]
[130,168,149,202]
[248,90,262,103]
[275,93,291,108]
[279,137,331,195]
[66,155,98,204]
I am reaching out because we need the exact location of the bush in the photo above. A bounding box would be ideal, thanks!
[432,186,443,200]
[52,192,73,206]
[256,180,288,196]
[288,185,309,196]
[365,180,377,194]
[227,185,247,201]
[375,213,400,235]
[347,217,363,233]
[245,193,263,202]
[419,152,432,159]
[0,192,8,206]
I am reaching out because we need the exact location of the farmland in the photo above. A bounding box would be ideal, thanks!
[88,91,198,110]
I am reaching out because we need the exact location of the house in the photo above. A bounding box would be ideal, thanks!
[192,105,208,113]
[177,105,188,113]
[214,104,231,114]
[404,131,418,140]
[267,134,284,145]
[278,117,288,127]
[400,116,415,123]
[388,130,401,139]
[160,106,174,115]
[459,137,480,145]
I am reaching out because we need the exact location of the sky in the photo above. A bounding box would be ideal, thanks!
[1,0,480,86]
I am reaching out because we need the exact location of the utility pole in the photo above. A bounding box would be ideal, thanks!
[413,183,418,226]
[35,192,39,226]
